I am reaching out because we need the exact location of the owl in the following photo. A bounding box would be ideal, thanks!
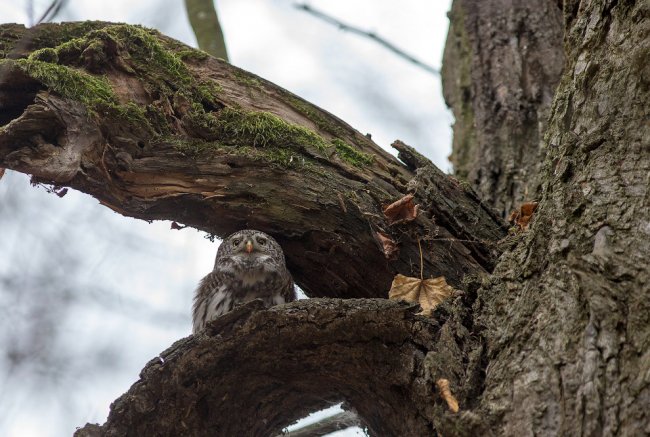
[192,229,295,333]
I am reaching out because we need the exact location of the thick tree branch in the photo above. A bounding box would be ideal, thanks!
[0,22,506,300]
[74,297,481,436]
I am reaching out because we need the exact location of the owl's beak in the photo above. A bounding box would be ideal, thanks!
[245,240,254,253]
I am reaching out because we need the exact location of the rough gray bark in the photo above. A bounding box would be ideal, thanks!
[74,298,481,436]
[442,0,650,436]
[442,0,565,216]
[2,0,649,434]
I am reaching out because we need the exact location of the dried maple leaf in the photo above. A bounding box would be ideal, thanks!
[508,201,539,230]
[388,273,454,316]
[375,231,399,260]
[383,194,419,225]
[436,379,459,413]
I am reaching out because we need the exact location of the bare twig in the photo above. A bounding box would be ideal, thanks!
[294,3,439,76]
[36,0,68,24]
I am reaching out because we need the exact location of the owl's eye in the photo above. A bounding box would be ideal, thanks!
[232,238,241,246]
[256,236,267,245]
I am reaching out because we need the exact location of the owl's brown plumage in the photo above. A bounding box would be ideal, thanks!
[192,229,295,333]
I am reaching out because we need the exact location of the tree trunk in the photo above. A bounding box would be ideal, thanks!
[1,0,648,433]
[459,0,650,434]
[442,0,565,216]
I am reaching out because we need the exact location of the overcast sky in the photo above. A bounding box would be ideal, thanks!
[0,1,452,435]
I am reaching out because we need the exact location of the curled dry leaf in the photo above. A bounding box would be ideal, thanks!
[0,168,5,180]
[436,378,459,413]
[375,231,399,260]
[383,194,419,225]
[508,201,539,230]
[388,274,454,316]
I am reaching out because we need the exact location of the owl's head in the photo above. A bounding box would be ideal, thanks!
[215,229,285,269]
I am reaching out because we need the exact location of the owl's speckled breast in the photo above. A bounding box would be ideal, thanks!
[192,229,295,333]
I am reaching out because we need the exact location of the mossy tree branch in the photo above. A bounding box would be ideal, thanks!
[0,22,506,300]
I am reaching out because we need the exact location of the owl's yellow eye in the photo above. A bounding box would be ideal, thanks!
[256,237,267,245]
[232,238,241,246]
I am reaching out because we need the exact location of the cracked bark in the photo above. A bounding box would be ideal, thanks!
[2,0,649,434]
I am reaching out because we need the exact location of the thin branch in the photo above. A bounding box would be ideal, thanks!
[294,3,439,76]
[36,0,68,25]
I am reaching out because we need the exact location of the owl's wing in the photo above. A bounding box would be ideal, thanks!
[280,273,296,303]
[192,272,222,334]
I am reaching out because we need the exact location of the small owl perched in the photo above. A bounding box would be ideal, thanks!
[192,229,295,333]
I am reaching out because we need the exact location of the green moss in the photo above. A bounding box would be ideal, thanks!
[55,37,88,62]
[71,26,188,90]
[9,23,375,171]
[215,107,330,152]
[28,47,58,63]
[285,95,346,137]
[331,138,373,167]
[196,80,223,103]
[178,48,209,62]
[96,25,222,109]
[8,24,229,137]
[177,107,373,168]
[112,102,153,131]
[170,136,313,169]
[14,58,116,107]
[167,136,215,156]
[231,68,261,89]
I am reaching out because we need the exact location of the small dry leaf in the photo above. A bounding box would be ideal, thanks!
[0,168,5,180]
[508,201,539,230]
[383,194,419,225]
[375,231,399,260]
[388,274,454,316]
[436,379,459,413]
